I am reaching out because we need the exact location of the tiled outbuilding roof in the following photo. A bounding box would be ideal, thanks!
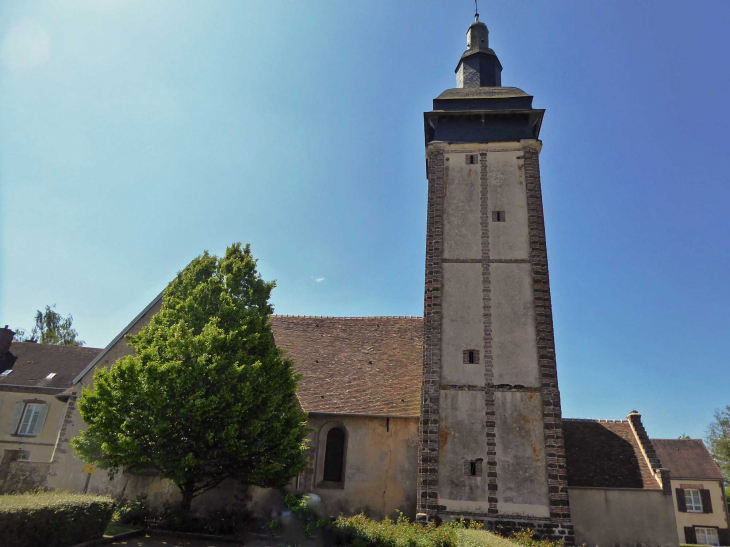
[270,316,423,417]
[0,342,101,389]
[562,419,660,489]
[652,438,724,480]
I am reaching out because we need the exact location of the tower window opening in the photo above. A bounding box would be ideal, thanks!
[492,211,506,222]
[463,349,480,364]
[466,154,478,165]
[464,458,483,477]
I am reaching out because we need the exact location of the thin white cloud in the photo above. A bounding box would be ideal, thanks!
[1,21,51,71]
[312,276,326,283]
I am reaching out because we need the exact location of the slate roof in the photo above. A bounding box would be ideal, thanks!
[0,342,101,389]
[435,87,529,100]
[562,419,660,489]
[270,316,423,417]
[652,439,724,480]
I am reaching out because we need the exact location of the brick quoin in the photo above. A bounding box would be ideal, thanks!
[524,147,573,540]
[417,149,445,516]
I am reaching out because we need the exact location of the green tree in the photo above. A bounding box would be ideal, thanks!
[15,305,84,346]
[707,406,730,480]
[71,243,309,511]
[678,434,691,440]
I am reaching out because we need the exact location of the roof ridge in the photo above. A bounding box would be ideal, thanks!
[563,418,629,423]
[272,315,423,319]
[12,342,101,351]
[652,438,702,442]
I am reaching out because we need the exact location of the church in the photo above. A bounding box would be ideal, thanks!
[32,14,724,547]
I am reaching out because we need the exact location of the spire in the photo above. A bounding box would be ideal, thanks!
[455,12,502,88]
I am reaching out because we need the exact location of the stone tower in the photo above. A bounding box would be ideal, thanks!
[417,15,573,542]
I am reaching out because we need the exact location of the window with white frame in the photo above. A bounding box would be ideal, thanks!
[17,404,44,436]
[685,489,703,512]
[695,527,719,546]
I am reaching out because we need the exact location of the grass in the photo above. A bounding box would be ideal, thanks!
[457,529,517,547]
[105,522,140,537]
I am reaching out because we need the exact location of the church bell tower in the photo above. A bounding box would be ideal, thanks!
[417,13,573,542]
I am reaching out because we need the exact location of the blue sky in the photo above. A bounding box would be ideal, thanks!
[1,1,728,440]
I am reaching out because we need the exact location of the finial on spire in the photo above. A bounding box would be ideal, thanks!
[475,0,479,21]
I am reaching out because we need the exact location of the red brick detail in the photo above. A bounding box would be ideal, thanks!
[418,149,445,516]
[480,152,498,515]
[523,147,573,543]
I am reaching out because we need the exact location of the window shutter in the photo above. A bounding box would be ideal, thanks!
[717,528,730,546]
[31,404,49,436]
[676,488,687,512]
[684,527,697,544]
[700,489,713,513]
[7,402,24,434]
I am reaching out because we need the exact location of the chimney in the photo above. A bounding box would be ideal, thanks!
[0,326,15,355]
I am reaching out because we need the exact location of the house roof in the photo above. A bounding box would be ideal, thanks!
[0,342,101,389]
[562,419,660,489]
[652,439,724,480]
[270,316,423,417]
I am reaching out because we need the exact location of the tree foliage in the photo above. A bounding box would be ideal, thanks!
[707,406,730,481]
[15,305,84,346]
[71,243,309,511]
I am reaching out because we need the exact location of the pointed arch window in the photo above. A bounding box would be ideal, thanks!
[323,427,345,482]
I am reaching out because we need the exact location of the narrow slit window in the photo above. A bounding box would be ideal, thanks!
[468,351,475,364]
[464,459,483,477]
[492,211,506,222]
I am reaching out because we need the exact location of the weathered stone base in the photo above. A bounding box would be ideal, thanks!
[438,513,574,545]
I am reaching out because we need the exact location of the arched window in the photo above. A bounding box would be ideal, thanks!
[323,427,345,482]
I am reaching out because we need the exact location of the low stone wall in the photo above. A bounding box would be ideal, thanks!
[0,460,51,494]
[569,487,678,547]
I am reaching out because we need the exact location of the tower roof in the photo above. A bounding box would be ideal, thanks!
[455,15,502,88]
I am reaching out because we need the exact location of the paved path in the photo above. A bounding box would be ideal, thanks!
[109,532,243,547]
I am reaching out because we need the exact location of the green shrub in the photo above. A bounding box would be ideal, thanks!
[0,491,114,547]
[113,494,151,526]
[508,528,562,547]
[331,512,460,547]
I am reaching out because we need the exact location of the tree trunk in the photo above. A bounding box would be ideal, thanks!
[180,481,195,513]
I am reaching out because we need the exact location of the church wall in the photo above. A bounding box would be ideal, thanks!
[490,263,539,387]
[441,263,484,386]
[423,141,560,526]
[302,414,418,520]
[494,390,549,517]
[46,298,163,493]
[569,487,678,547]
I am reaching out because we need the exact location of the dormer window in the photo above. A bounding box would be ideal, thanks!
[45,373,56,380]
[1,369,11,376]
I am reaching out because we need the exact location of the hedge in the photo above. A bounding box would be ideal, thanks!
[0,491,115,547]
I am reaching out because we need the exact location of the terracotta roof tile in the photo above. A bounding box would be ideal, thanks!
[0,342,101,389]
[270,316,423,417]
[563,419,660,489]
[652,439,724,480]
